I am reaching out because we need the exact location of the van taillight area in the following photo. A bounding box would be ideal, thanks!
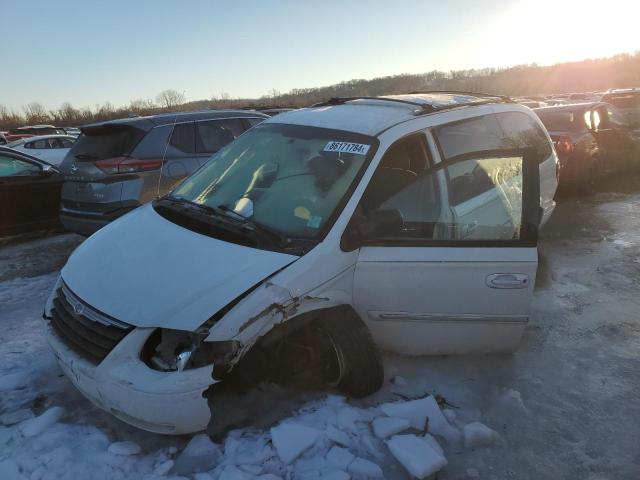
[95,157,163,174]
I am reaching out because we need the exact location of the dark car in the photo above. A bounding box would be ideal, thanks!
[0,146,63,237]
[59,109,269,235]
[600,88,640,128]
[534,102,640,193]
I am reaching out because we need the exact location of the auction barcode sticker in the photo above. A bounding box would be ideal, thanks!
[323,141,370,155]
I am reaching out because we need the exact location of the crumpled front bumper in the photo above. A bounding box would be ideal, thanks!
[45,325,214,434]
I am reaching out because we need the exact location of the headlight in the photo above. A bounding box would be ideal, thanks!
[142,328,239,373]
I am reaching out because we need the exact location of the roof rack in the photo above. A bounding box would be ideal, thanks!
[312,91,513,116]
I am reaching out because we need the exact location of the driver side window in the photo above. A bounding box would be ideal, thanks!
[0,155,40,177]
[359,133,439,240]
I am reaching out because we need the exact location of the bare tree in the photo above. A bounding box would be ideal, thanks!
[155,89,186,110]
[22,102,49,124]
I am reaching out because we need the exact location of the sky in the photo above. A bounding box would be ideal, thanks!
[1,0,638,110]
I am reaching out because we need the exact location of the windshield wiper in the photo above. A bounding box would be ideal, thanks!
[216,204,289,247]
[74,154,99,160]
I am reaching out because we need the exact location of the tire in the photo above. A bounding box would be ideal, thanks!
[272,307,384,398]
[580,161,599,196]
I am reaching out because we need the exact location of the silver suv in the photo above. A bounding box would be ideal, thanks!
[59,110,268,235]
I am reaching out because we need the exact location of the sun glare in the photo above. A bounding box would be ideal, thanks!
[484,0,639,67]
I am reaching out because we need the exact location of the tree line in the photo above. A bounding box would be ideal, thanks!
[2,52,639,131]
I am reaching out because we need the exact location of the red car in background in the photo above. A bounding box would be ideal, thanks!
[4,125,67,142]
[534,102,640,194]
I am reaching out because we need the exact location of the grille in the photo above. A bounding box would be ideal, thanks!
[50,283,132,364]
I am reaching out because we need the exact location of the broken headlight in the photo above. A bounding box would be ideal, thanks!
[142,328,239,372]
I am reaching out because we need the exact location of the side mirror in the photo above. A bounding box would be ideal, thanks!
[41,164,57,174]
[342,208,403,250]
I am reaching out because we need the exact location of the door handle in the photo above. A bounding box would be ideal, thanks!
[486,273,530,289]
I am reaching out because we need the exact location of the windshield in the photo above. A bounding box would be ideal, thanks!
[171,123,377,240]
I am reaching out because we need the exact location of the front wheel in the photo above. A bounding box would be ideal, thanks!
[272,308,384,398]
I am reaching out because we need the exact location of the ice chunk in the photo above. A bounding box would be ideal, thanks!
[153,459,174,475]
[372,416,411,439]
[380,397,429,430]
[19,406,64,438]
[423,433,444,457]
[173,433,221,474]
[387,434,447,479]
[443,409,457,423]
[323,470,350,480]
[423,396,459,440]
[240,464,263,475]
[347,457,383,478]
[327,425,352,447]
[271,423,322,464]
[337,407,362,430]
[108,441,142,456]
[219,465,255,480]
[194,474,214,480]
[463,422,497,448]
[1,408,34,426]
[326,446,355,470]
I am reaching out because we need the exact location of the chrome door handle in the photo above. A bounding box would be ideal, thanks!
[486,273,530,289]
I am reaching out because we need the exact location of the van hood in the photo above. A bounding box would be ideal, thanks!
[61,204,298,331]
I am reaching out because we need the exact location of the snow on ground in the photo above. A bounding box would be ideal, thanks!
[2,179,640,479]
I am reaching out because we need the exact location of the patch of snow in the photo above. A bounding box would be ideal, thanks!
[270,423,322,464]
[107,440,142,456]
[18,406,64,438]
[0,459,26,480]
[326,446,355,470]
[173,433,221,474]
[463,422,498,449]
[387,434,447,479]
[466,467,481,478]
[372,416,411,439]
[392,375,407,386]
[0,408,34,426]
[347,457,383,478]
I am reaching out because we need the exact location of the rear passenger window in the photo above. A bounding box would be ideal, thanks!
[494,112,553,163]
[169,122,196,154]
[247,117,265,127]
[133,125,172,159]
[31,139,48,149]
[196,119,245,154]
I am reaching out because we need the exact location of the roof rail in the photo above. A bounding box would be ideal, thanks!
[407,90,514,102]
[311,91,513,116]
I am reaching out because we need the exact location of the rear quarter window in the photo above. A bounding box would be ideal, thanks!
[434,112,552,164]
[132,125,172,159]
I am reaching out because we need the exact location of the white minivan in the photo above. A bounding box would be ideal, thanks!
[44,93,558,434]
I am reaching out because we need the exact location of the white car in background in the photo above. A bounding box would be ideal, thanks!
[6,134,77,166]
[45,92,558,434]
